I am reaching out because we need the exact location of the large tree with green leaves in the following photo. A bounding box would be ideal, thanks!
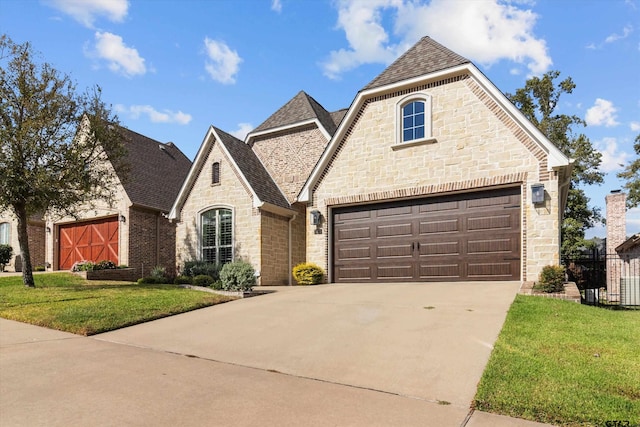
[507,70,603,257]
[0,35,127,287]
[617,134,640,208]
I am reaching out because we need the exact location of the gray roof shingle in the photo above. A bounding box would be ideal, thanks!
[363,36,470,91]
[116,127,192,212]
[213,126,290,210]
[253,91,338,136]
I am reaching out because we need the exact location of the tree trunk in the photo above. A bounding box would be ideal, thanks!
[15,204,35,288]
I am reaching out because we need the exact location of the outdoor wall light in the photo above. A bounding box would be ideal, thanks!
[119,215,126,223]
[309,210,321,226]
[45,226,51,233]
[531,183,545,204]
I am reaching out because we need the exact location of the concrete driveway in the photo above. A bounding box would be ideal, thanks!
[1,281,551,426]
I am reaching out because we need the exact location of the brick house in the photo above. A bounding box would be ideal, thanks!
[172,36,572,285]
[1,127,192,277]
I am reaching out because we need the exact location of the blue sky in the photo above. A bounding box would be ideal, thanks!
[2,0,639,238]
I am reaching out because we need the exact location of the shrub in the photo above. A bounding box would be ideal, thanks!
[192,274,214,287]
[0,244,13,272]
[292,263,325,285]
[174,275,193,285]
[220,261,256,292]
[182,260,222,281]
[534,265,566,293]
[150,265,166,279]
[71,261,95,272]
[34,265,46,272]
[95,260,116,270]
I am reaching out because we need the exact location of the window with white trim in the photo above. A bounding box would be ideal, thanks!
[0,222,9,245]
[201,208,233,264]
[396,94,433,145]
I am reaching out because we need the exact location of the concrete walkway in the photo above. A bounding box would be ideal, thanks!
[0,282,554,426]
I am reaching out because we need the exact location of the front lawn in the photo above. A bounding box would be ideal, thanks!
[474,295,640,426]
[0,273,234,335]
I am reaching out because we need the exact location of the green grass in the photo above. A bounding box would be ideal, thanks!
[474,295,640,427]
[0,273,235,335]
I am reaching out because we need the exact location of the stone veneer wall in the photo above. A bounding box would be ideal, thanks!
[175,141,260,275]
[307,73,562,283]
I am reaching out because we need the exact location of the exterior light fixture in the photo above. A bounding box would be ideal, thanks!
[531,183,545,204]
[119,215,126,223]
[310,210,321,226]
[45,226,51,233]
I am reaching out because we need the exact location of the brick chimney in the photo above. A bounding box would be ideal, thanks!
[606,190,627,252]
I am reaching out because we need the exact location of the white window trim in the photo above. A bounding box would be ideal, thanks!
[394,93,436,149]
[196,205,234,263]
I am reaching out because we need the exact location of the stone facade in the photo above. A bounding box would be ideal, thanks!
[606,191,627,301]
[306,73,563,282]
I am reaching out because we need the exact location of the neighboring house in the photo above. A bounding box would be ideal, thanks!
[0,214,46,272]
[172,36,572,285]
[39,127,192,277]
[605,190,640,304]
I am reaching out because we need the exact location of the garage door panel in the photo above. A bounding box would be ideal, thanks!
[338,246,372,261]
[58,217,118,270]
[335,265,372,281]
[419,219,459,234]
[333,187,520,282]
[376,222,413,238]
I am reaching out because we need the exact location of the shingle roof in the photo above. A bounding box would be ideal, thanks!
[213,126,290,210]
[363,36,470,91]
[116,127,192,212]
[253,91,338,136]
[330,109,348,129]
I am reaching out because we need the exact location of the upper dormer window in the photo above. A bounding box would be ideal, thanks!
[212,162,220,185]
[395,94,434,148]
[402,101,425,142]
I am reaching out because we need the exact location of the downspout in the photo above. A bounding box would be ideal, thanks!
[156,212,161,267]
[288,213,297,286]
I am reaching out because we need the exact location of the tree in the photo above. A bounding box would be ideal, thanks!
[617,134,640,208]
[507,71,603,257]
[0,35,127,287]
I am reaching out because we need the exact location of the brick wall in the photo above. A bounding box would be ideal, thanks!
[251,125,329,203]
[606,191,627,301]
[307,73,562,282]
[128,207,176,278]
[260,210,290,285]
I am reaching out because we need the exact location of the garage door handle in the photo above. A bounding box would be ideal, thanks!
[411,242,415,251]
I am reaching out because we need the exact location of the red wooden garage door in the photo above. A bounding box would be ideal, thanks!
[332,187,521,282]
[58,217,119,270]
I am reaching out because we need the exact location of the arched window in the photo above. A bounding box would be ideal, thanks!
[212,162,220,185]
[0,222,9,245]
[397,94,432,145]
[201,208,233,264]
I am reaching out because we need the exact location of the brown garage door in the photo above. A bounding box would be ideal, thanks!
[58,217,119,270]
[333,187,521,282]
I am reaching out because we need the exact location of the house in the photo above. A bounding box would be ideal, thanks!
[0,214,46,272]
[605,190,640,304]
[0,126,192,277]
[171,36,572,285]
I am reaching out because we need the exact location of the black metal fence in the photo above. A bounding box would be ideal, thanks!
[562,250,640,307]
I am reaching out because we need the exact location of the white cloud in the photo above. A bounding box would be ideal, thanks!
[630,121,640,132]
[586,98,620,127]
[595,137,629,173]
[45,0,128,28]
[88,32,146,77]
[322,0,551,79]
[271,0,282,12]
[230,123,254,140]
[115,104,192,125]
[605,25,633,43]
[204,38,242,84]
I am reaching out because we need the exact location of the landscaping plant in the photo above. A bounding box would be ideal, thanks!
[533,265,565,293]
[292,262,325,285]
[219,261,255,292]
[0,244,13,272]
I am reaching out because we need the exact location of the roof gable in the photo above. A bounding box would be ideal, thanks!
[251,91,338,137]
[116,127,192,212]
[363,36,470,91]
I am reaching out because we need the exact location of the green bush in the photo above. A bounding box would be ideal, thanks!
[0,244,13,272]
[533,265,566,293]
[182,260,222,281]
[192,274,214,287]
[292,262,325,285]
[174,275,193,285]
[34,265,46,272]
[72,261,95,272]
[96,260,116,270]
[220,261,256,292]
